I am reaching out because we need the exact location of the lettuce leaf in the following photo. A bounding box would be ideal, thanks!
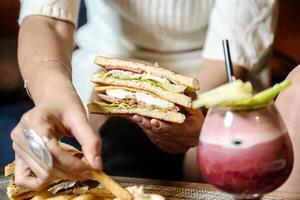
[94,101,175,111]
[103,71,186,93]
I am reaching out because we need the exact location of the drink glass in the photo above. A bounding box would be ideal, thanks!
[198,102,293,199]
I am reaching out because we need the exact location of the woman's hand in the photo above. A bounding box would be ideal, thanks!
[11,89,101,190]
[132,108,204,154]
[12,15,101,190]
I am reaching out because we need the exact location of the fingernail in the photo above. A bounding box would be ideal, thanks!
[151,120,160,128]
[133,115,142,123]
[93,156,102,170]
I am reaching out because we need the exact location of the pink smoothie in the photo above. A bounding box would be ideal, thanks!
[198,109,293,195]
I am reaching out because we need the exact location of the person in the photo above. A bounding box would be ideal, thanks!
[11,0,278,190]
[275,65,300,193]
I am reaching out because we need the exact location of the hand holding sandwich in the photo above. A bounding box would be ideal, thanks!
[90,56,204,154]
[133,108,203,154]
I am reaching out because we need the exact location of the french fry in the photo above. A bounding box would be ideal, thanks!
[71,194,95,200]
[87,188,114,199]
[92,171,133,200]
[30,191,52,200]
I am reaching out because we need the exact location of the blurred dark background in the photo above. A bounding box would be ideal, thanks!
[0,0,299,168]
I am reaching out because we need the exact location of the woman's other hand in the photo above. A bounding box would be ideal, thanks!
[132,108,204,154]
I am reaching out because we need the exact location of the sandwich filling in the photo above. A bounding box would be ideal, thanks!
[101,69,187,93]
[96,88,180,112]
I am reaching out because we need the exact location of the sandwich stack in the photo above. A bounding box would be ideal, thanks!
[88,56,200,123]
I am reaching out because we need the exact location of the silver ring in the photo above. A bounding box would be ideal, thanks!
[23,128,53,168]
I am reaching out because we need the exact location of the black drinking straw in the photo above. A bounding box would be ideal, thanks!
[222,39,234,82]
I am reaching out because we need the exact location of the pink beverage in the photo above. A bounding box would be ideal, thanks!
[198,103,293,199]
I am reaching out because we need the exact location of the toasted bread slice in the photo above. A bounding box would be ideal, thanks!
[88,102,186,123]
[4,162,14,177]
[92,73,192,108]
[94,56,200,90]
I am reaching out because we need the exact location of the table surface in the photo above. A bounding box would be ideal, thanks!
[116,177,300,200]
[1,172,299,200]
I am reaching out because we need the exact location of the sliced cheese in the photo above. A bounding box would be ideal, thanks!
[105,89,175,109]
[106,89,135,99]
[135,92,174,109]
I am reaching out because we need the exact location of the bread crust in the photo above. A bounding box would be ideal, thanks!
[88,103,186,123]
[94,56,200,90]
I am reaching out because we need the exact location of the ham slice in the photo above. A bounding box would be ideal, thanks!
[145,72,179,85]
[105,65,143,74]
[126,98,138,105]
[98,93,138,106]
[98,94,125,104]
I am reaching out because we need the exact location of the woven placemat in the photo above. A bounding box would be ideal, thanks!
[121,183,282,200]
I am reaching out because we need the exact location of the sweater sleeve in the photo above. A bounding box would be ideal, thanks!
[19,0,80,26]
[202,0,278,72]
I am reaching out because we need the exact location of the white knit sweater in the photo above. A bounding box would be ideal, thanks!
[19,0,278,105]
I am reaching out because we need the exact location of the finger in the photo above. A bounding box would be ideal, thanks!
[185,91,197,100]
[15,138,87,183]
[149,118,200,148]
[149,118,195,138]
[150,119,171,133]
[14,147,50,190]
[15,120,92,180]
[143,129,190,154]
[46,138,93,179]
[164,113,203,137]
[132,115,142,123]
[68,114,102,171]
[133,115,151,129]
[14,139,76,184]
[11,124,51,174]
[140,116,151,129]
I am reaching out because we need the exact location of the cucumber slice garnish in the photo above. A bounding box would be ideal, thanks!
[231,80,291,107]
[192,80,253,109]
[252,80,291,103]
[192,79,291,110]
